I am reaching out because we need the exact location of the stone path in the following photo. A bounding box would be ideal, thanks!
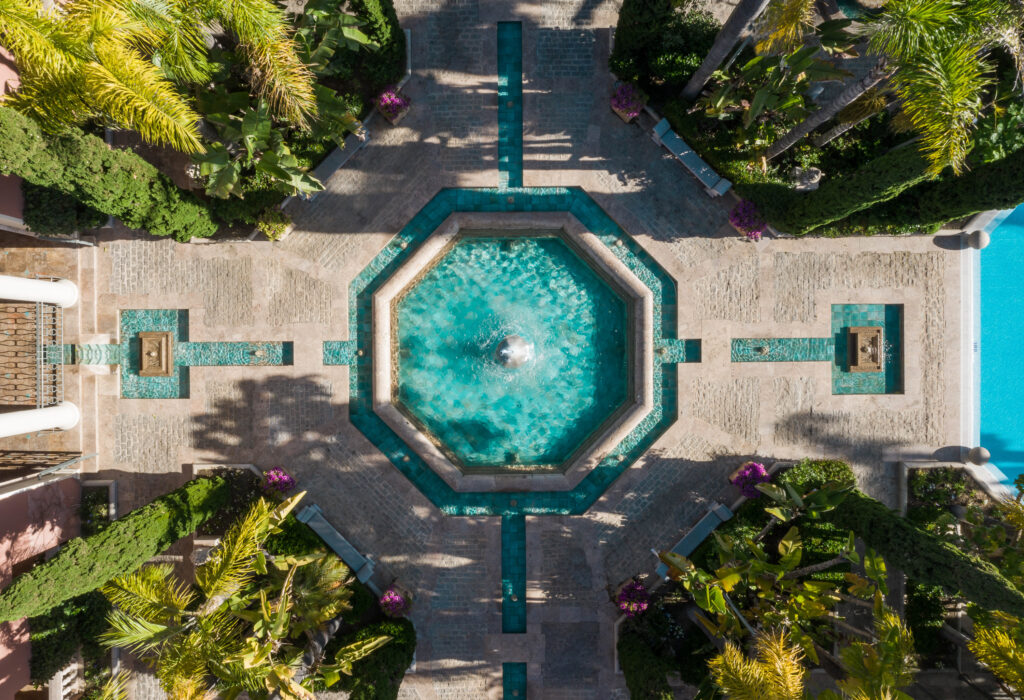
[0,1,969,698]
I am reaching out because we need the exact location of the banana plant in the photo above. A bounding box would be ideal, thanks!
[292,0,378,76]
[755,479,854,525]
[699,43,851,132]
[193,98,325,199]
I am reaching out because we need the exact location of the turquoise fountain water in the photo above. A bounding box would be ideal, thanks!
[394,234,629,469]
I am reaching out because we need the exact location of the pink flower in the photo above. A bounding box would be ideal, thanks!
[616,578,650,618]
[376,87,410,120]
[730,200,765,241]
[380,587,410,617]
[611,83,646,120]
[732,462,770,498]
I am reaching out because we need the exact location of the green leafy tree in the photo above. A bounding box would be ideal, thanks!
[681,0,769,102]
[101,494,390,699]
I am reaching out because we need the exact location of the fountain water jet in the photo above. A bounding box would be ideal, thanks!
[496,335,533,368]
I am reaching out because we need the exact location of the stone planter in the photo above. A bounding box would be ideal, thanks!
[378,102,411,126]
[611,104,642,124]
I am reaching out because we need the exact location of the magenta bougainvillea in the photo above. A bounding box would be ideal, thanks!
[729,199,766,242]
[380,587,410,617]
[616,578,650,618]
[376,87,410,121]
[611,83,647,121]
[731,461,771,498]
[263,467,296,494]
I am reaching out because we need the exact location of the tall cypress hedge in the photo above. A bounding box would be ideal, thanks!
[744,147,932,235]
[828,491,1024,617]
[0,106,217,242]
[847,146,1024,230]
[0,476,230,622]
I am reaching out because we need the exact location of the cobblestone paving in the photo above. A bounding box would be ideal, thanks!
[21,1,966,698]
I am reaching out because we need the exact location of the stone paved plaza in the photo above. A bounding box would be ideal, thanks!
[0,0,969,697]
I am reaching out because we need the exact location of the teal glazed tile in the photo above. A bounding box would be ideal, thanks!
[175,341,292,366]
[323,340,360,365]
[120,309,190,399]
[731,337,834,362]
[73,344,121,366]
[501,515,527,632]
[346,188,680,517]
[657,339,701,363]
[831,304,904,394]
[503,662,527,698]
[497,22,524,189]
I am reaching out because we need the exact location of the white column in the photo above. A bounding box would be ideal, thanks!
[0,274,79,308]
[0,401,80,439]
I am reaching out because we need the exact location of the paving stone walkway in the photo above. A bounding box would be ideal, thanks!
[0,1,969,698]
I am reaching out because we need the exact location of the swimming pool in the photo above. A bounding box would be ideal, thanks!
[980,204,1024,485]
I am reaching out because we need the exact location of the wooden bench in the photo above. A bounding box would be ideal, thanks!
[654,502,733,578]
[296,503,379,593]
[652,118,732,197]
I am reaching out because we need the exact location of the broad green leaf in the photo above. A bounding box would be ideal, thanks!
[757,482,787,502]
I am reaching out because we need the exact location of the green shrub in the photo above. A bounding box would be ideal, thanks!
[28,591,110,684]
[0,476,230,622]
[752,147,932,234]
[330,618,416,700]
[610,0,719,96]
[618,630,674,699]
[345,0,405,94]
[79,486,111,537]
[265,514,326,556]
[0,106,217,241]
[776,459,856,492]
[827,490,1024,617]
[22,182,105,238]
[905,581,949,661]
[257,209,291,240]
[845,145,1024,231]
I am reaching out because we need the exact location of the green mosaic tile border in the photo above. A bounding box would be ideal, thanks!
[323,340,360,365]
[502,662,527,698]
[831,303,903,395]
[658,338,701,363]
[346,187,680,516]
[497,22,523,189]
[501,515,526,633]
[731,337,833,362]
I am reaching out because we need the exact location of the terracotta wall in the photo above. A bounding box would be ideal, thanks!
[0,46,23,221]
[0,478,80,698]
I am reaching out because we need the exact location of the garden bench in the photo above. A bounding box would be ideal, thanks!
[296,503,377,589]
[654,502,733,579]
[652,118,732,197]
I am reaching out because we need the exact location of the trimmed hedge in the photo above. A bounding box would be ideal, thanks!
[28,591,110,684]
[618,630,674,699]
[0,107,217,241]
[332,618,416,700]
[347,0,406,92]
[827,490,1024,617]
[610,0,719,94]
[845,145,1024,231]
[22,182,105,238]
[745,147,932,235]
[0,476,230,622]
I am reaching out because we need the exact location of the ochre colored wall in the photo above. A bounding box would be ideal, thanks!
[0,478,80,697]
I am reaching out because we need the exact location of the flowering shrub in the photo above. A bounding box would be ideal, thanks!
[732,461,771,498]
[616,578,650,618]
[611,83,647,121]
[730,199,766,241]
[263,467,296,494]
[380,587,410,617]
[376,87,410,121]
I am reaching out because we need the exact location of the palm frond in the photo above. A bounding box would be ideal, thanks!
[126,0,212,84]
[84,39,203,152]
[709,641,773,700]
[101,563,196,624]
[755,0,818,55]
[868,0,961,61]
[95,671,131,700]
[969,624,1024,693]
[895,37,992,175]
[0,0,76,77]
[837,87,890,124]
[757,629,806,699]
[196,498,271,604]
[100,608,177,654]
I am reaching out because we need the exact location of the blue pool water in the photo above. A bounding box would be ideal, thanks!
[981,205,1024,485]
[394,234,629,469]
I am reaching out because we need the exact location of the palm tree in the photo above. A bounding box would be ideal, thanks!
[708,629,807,700]
[969,622,1024,695]
[831,600,918,699]
[0,0,317,153]
[681,0,771,102]
[100,493,390,698]
[764,0,1014,175]
[754,0,818,55]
